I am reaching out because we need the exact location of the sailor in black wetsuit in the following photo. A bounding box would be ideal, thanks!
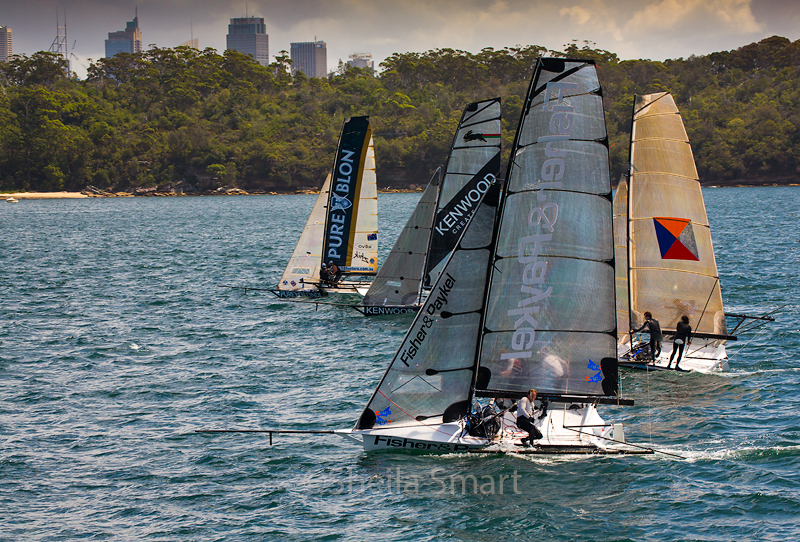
[668,315,692,370]
[631,311,662,362]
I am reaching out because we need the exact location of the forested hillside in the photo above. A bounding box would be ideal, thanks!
[1,36,798,193]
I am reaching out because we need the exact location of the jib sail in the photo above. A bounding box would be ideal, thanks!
[278,174,331,291]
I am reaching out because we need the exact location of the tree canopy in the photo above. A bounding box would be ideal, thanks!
[1,36,798,193]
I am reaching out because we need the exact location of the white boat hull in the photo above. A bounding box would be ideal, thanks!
[618,340,729,372]
[337,404,641,455]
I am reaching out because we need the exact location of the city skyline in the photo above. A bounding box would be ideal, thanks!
[1,0,798,80]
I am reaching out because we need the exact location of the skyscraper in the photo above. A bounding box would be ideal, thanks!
[105,14,142,58]
[290,40,327,78]
[0,26,11,63]
[347,53,374,71]
[226,17,268,66]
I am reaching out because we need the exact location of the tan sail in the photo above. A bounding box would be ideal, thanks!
[628,92,726,336]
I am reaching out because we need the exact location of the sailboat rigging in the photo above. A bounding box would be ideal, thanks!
[336,58,646,454]
[270,116,378,299]
[353,98,502,316]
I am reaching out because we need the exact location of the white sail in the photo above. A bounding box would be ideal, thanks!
[479,58,616,397]
[614,179,630,345]
[277,174,331,291]
[362,169,439,308]
[346,135,379,274]
[357,178,499,428]
[628,93,726,336]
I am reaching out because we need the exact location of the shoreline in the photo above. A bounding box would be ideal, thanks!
[5,191,90,199]
[5,183,799,201]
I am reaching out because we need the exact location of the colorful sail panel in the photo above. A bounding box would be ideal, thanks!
[613,179,631,345]
[628,92,726,335]
[479,58,616,397]
[362,169,439,307]
[425,98,502,288]
[278,174,331,291]
[323,116,378,275]
[356,179,500,429]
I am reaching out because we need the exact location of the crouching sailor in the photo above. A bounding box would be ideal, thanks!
[516,389,543,447]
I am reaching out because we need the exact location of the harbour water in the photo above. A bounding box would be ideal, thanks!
[1,187,798,541]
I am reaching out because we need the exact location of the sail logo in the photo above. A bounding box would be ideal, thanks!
[375,406,391,425]
[586,360,603,383]
[330,192,353,213]
[434,174,496,237]
[463,130,500,143]
[654,217,699,261]
[399,273,455,366]
[327,148,358,260]
[503,80,577,363]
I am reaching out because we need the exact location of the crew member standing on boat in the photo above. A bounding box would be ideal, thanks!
[668,315,692,370]
[329,261,342,284]
[516,389,543,447]
[319,263,329,285]
[631,311,662,362]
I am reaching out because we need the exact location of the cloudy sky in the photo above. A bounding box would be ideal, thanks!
[2,0,798,79]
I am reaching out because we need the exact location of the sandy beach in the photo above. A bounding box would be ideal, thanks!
[5,192,89,199]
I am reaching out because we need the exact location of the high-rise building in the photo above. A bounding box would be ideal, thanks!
[347,53,374,71]
[179,38,199,50]
[226,17,268,66]
[290,40,327,78]
[0,26,11,63]
[105,14,143,58]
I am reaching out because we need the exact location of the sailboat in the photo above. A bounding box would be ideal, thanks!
[336,59,645,454]
[271,116,378,299]
[615,93,737,372]
[354,98,502,316]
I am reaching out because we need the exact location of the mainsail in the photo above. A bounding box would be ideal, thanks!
[478,58,616,398]
[357,59,617,429]
[361,169,440,308]
[277,174,331,291]
[628,93,726,336]
[614,178,630,344]
[425,98,502,288]
[323,116,378,275]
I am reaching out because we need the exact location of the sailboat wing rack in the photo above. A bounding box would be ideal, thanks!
[474,390,635,406]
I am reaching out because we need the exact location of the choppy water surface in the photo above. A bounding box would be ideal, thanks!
[1,188,798,541]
